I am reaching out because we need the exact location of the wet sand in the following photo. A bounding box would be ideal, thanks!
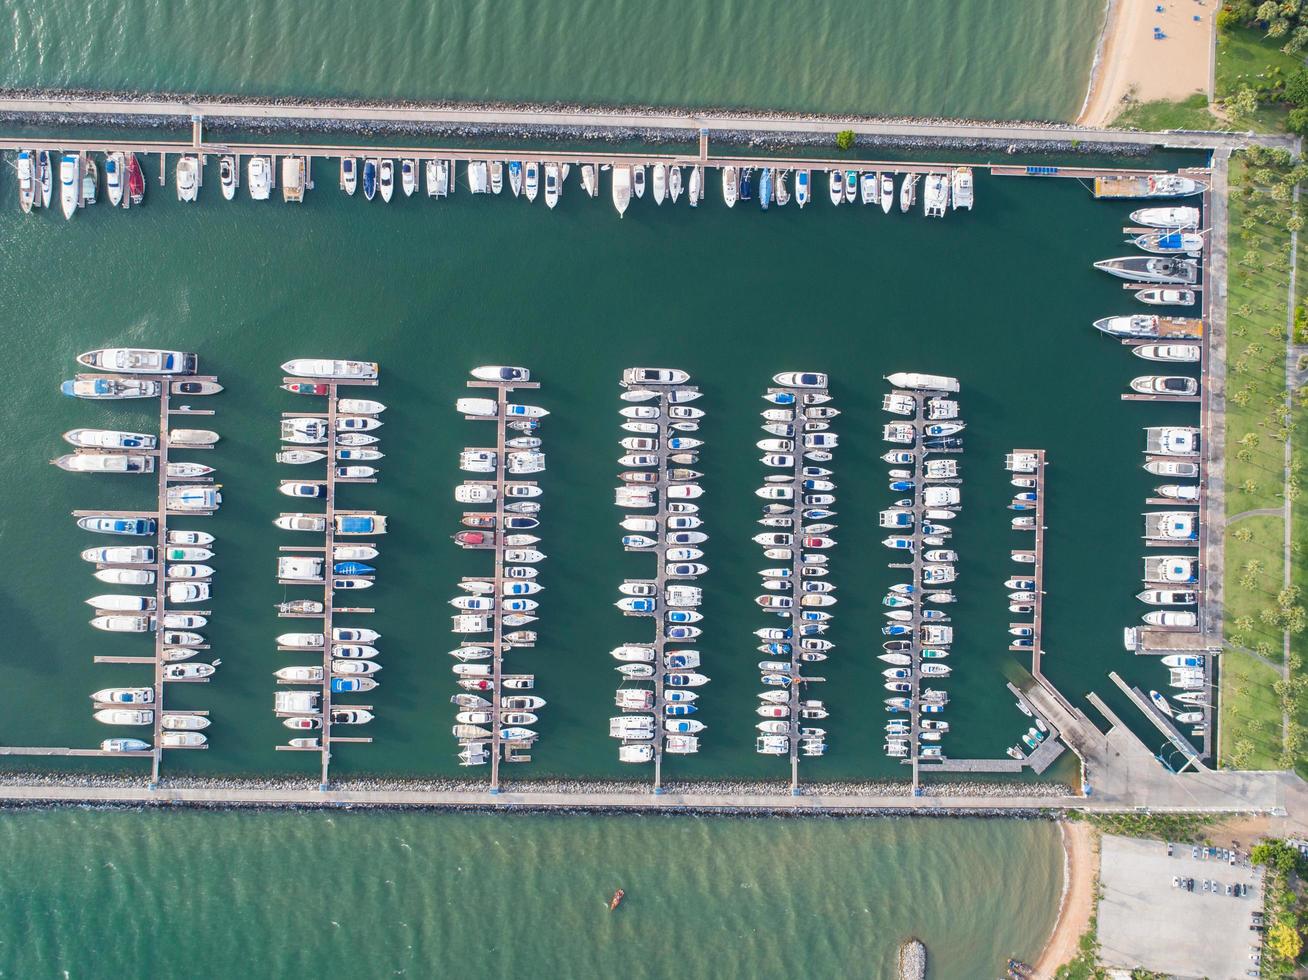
[1033,820,1098,977]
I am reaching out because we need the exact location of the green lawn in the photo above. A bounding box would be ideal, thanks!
[1225,157,1295,513]
[1224,514,1287,659]
[1221,648,1285,769]
[1110,94,1224,131]
[1215,22,1302,132]
[1221,151,1300,771]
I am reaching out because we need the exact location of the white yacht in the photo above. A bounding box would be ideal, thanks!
[379,159,395,201]
[341,157,357,195]
[281,359,379,379]
[723,166,738,208]
[950,167,973,210]
[105,151,126,206]
[524,161,539,201]
[59,152,81,219]
[401,158,418,196]
[248,155,272,200]
[611,166,632,217]
[176,156,199,202]
[219,154,238,200]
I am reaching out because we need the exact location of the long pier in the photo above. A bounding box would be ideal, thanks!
[55,368,221,777]
[883,383,962,788]
[274,371,379,784]
[759,379,833,791]
[0,92,1292,151]
[616,376,702,789]
[1007,450,1048,676]
[454,375,541,790]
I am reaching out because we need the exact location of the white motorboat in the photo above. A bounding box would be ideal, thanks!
[341,157,357,195]
[379,159,395,201]
[280,155,306,203]
[16,149,36,213]
[884,372,960,393]
[900,173,917,212]
[401,158,418,196]
[611,165,631,217]
[77,348,198,375]
[59,152,81,219]
[652,164,666,205]
[668,164,682,203]
[1136,287,1196,307]
[219,154,238,200]
[1133,343,1200,363]
[524,161,539,201]
[281,359,379,379]
[690,165,702,206]
[1130,206,1200,229]
[94,709,154,726]
[950,167,973,210]
[248,155,272,200]
[104,151,126,207]
[723,166,739,208]
[1130,375,1198,396]
[176,155,199,202]
[544,162,560,208]
[632,165,645,199]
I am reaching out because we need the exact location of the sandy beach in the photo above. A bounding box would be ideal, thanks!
[1079,0,1215,125]
[1033,821,1098,978]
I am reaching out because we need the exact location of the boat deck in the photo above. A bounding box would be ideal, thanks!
[274,372,379,784]
[455,377,540,790]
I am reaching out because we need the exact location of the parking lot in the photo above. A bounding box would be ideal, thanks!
[1097,834,1265,978]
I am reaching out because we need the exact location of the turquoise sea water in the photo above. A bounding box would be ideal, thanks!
[0,809,1062,978]
[3,0,1104,120]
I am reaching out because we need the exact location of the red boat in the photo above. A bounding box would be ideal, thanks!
[455,530,487,547]
[283,382,330,396]
[609,889,624,911]
[126,153,145,206]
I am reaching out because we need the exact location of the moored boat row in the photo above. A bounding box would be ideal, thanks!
[60,346,221,754]
[753,371,837,763]
[451,366,546,770]
[273,357,386,759]
[611,368,708,766]
[880,373,963,764]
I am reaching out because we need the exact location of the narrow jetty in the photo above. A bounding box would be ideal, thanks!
[880,375,962,788]
[274,365,381,785]
[754,374,835,789]
[1005,450,1047,674]
[64,359,221,779]
[613,370,707,787]
[452,370,543,789]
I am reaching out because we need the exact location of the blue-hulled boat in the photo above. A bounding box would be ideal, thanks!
[78,516,157,536]
[362,159,377,201]
[759,168,772,210]
[739,168,753,201]
[334,561,376,576]
[331,677,365,693]
[664,703,697,716]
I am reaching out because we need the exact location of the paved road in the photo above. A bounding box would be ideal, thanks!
[0,93,1295,152]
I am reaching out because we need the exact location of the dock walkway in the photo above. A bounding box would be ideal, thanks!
[454,376,541,789]
[275,370,379,784]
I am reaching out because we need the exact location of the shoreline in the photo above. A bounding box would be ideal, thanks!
[1032,821,1098,978]
[1077,0,1119,123]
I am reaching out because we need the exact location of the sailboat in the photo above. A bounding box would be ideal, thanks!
[689,166,701,207]
[900,173,917,212]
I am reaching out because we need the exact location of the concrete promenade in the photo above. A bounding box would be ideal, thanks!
[0,92,1295,152]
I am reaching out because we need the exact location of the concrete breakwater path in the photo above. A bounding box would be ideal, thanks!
[0,91,1295,152]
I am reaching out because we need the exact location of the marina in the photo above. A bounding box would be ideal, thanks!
[452,368,544,789]
[0,138,1241,793]
[612,369,707,788]
[753,373,835,789]
[273,359,383,785]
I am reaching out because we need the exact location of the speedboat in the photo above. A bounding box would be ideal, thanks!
[860,171,876,205]
[401,158,418,196]
[104,151,126,207]
[668,165,682,203]
[1133,344,1200,363]
[15,149,36,213]
[39,150,54,208]
[632,165,645,199]
[843,170,857,203]
[652,163,666,205]
[1130,375,1198,396]
[176,156,199,202]
[524,161,540,202]
[219,154,238,200]
[722,166,738,208]
[544,162,560,209]
[881,172,895,212]
[59,152,81,218]
[379,159,394,202]
[1136,287,1196,307]
[341,157,357,195]
[362,158,378,200]
[1130,206,1200,229]
[509,160,523,196]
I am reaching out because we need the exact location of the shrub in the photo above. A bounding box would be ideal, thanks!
[835,130,854,151]
[1289,68,1308,107]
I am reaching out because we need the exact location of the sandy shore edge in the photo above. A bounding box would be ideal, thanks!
[1033,820,1098,978]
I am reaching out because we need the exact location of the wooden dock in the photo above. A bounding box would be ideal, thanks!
[58,368,223,775]
[274,370,380,784]
[454,375,541,790]
[1007,451,1048,676]
[617,377,702,790]
[886,385,963,789]
[761,380,833,791]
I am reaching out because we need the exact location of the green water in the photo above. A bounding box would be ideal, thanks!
[4,0,1104,120]
[0,809,1061,978]
[0,157,1201,782]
